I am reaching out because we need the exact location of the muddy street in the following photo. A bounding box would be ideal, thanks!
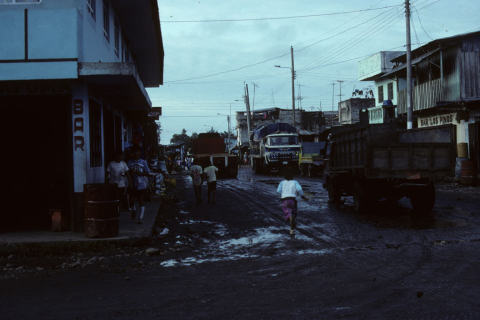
[2,166,480,319]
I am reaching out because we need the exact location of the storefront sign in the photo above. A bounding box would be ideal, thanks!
[418,113,457,127]
[73,99,85,151]
[368,106,384,124]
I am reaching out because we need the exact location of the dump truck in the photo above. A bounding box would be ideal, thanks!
[298,141,329,177]
[249,123,300,174]
[192,133,238,178]
[323,121,456,212]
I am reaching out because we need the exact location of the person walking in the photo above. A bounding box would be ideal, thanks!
[244,152,248,165]
[189,159,203,205]
[204,161,219,204]
[276,167,308,235]
[106,150,132,211]
[127,146,151,224]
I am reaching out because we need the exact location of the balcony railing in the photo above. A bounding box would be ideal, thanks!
[397,79,442,114]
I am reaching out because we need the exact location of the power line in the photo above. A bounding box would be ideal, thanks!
[164,52,290,83]
[161,5,403,23]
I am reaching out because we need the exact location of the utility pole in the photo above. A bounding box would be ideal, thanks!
[337,80,344,102]
[405,0,413,130]
[291,46,295,128]
[251,82,259,112]
[332,83,335,111]
[244,83,252,150]
[227,115,230,151]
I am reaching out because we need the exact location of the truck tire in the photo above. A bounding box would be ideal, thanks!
[262,159,270,175]
[308,165,315,178]
[353,180,369,212]
[327,179,341,204]
[299,164,307,176]
[410,183,435,212]
[254,159,262,174]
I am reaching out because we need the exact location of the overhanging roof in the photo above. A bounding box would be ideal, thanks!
[381,48,440,79]
[78,62,151,110]
[112,0,164,87]
[391,30,480,64]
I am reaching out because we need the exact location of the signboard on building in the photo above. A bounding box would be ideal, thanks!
[368,106,384,124]
[418,113,458,128]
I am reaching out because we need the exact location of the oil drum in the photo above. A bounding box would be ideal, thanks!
[461,160,478,185]
[84,183,119,238]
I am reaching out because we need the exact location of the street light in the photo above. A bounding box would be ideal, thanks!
[275,60,296,127]
[217,113,231,152]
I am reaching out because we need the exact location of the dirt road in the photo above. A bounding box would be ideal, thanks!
[2,167,480,319]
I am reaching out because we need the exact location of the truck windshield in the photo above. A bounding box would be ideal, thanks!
[270,136,298,146]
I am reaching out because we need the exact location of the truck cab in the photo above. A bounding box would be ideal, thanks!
[261,133,300,173]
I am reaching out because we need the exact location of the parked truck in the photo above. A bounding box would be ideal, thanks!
[298,141,329,177]
[192,133,238,178]
[249,123,300,174]
[323,121,456,212]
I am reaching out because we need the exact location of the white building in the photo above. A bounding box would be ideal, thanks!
[0,0,164,232]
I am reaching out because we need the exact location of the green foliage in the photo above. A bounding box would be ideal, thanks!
[170,128,198,151]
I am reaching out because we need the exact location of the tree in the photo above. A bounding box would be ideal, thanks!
[170,128,198,151]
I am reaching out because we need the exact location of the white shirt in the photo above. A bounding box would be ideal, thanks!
[106,161,129,188]
[204,166,218,183]
[276,180,304,199]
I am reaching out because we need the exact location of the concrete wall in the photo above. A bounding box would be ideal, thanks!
[358,51,405,81]
[339,98,375,125]
[0,0,135,81]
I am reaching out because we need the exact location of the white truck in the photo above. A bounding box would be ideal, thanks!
[249,123,300,174]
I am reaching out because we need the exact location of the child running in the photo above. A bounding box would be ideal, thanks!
[276,167,308,235]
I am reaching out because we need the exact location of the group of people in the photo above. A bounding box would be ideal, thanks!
[105,145,151,224]
[189,159,219,205]
[189,158,308,235]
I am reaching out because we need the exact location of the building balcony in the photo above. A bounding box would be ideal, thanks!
[397,79,443,114]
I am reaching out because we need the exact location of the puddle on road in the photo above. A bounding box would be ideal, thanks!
[159,226,318,268]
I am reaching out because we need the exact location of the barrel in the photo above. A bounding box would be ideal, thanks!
[461,160,478,185]
[84,183,120,238]
[457,143,468,158]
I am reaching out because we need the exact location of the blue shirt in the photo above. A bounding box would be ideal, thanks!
[127,159,150,190]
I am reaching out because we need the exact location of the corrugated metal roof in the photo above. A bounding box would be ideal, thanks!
[381,48,440,78]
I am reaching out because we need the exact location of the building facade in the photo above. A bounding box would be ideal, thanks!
[0,0,164,232]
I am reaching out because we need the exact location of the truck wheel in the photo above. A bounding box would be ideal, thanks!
[410,183,435,212]
[327,179,341,204]
[353,180,369,212]
[262,160,270,175]
[254,159,262,174]
[308,165,315,178]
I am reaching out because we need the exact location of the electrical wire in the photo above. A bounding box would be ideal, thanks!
[161,5,404,23]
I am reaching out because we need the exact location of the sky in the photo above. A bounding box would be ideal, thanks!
[147,0,480,144]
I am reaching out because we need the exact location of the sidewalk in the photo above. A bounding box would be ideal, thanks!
[0,201,161,254]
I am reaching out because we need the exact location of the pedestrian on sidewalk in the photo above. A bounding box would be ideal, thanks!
[244,152,248,165]
[276,167,308,235]
[204,161,219,204]
[127,145,151,224]
[189,159,203,205]
[106,150,132,211]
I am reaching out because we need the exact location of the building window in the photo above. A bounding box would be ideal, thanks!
[89,100,102,167]
[378,85,384,103]
[387,82,394,101]
[102,0,109,42]
[86,0,95,20]
[114,18,119,57]
[0,0,41,3]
